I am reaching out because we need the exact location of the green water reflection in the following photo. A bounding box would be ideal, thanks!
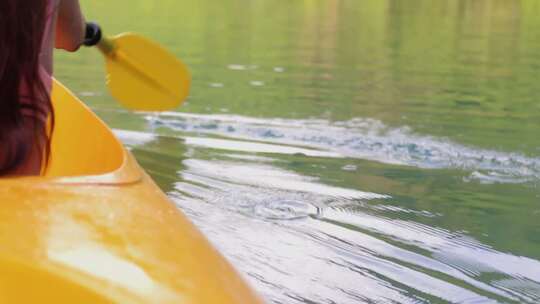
[55,1,540,302]
[58,0,540,153]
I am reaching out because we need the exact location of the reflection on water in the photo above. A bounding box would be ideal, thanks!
[117,111,540,303]
[149,112,540,183]
[58,0,540,303]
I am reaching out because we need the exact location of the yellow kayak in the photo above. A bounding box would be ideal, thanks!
[0,80,263,303]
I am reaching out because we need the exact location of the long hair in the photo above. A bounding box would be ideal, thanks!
[0,0,54,175]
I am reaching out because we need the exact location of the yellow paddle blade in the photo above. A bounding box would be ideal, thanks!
[101,33,190,111]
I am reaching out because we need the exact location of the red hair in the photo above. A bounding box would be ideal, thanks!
[0,0,54,175]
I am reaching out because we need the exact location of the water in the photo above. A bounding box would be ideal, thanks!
[56,1,540,303]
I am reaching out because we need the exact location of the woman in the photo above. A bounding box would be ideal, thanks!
[0,0,86,176]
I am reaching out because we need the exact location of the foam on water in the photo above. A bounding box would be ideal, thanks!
[144,112,540,185]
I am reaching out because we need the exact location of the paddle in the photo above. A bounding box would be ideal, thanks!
[83,22,190,111]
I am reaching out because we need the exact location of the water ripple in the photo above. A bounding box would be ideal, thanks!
[165,157,539,303]
[113,124,540,303]
[252,199,320,221]
[146,113,540,184]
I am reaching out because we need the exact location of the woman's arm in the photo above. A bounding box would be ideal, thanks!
[55,0,86,52]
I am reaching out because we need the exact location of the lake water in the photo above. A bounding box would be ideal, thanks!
[56,1,540,303]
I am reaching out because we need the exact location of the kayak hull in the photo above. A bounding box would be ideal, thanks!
[0,81,262,303]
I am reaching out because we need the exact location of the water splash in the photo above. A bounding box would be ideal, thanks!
[145,113,540,184]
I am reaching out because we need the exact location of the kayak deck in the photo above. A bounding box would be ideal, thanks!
[0,81,262,303]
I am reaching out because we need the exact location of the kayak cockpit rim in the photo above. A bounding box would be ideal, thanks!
[0,80,142,186]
